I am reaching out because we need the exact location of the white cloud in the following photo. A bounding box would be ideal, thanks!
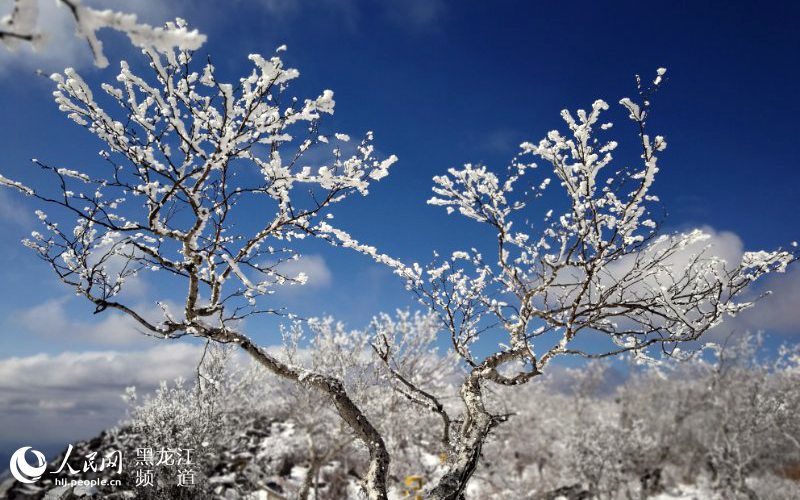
[0,343,204,391]
[603,225,799,338]
[0,0,445,76]
[14,296,158,346]
[646,227,800,337]
[0,343,204,444]
[727,267,800,336]
[544,226,745,307]
[260,0,356,19]
[277,254,333,290]
[603,226,745,284]
[0,0,88,73]
[8,255,328,349]
[543,225,799,343]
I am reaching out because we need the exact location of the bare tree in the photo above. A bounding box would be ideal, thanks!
[1,0,205,67]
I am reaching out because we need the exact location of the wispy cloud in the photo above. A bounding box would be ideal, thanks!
[253,0,446,32]
[381,0,446,32]
[475,129,525,154]
[0,189,34,226]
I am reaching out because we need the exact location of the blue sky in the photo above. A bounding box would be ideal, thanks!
[0,0,799,465]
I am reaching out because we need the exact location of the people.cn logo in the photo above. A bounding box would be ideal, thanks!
[9,446,47,483]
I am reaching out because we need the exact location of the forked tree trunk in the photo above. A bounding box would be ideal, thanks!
[229,331,497,500]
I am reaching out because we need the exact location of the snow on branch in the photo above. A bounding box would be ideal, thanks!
[404,68,796,381]
[0,0,205,68]
[406,69,798,499]
[409,69,796,372]
[3,43,397,340]
[1,39,403,498]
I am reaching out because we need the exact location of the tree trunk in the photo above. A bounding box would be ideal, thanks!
[427,373,493,500]
[234,333,391,500]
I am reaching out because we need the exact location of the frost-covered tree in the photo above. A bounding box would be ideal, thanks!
[322,69,797,498]
[2,35,796,498]
[688,334,800,499]
[116,331,800,500]
[0,0,205,67]
[273,310,459,499]
[467,334,800,500]
[0,37,402,498]
[120,311,457,500]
